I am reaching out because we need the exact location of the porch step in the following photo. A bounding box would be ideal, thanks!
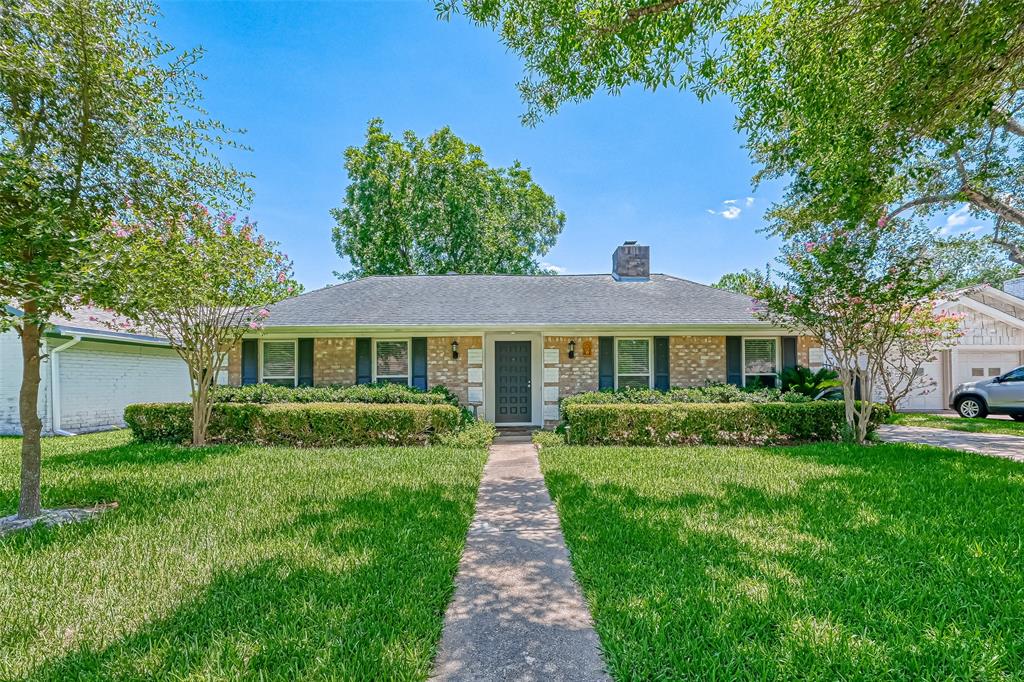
[494,426,537,444]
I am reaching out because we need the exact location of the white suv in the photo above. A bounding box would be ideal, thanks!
[949,366,1024,420]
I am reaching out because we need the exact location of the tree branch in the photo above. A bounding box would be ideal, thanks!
[597,0,690,35]
[888,192,962,219]
[1004,116,1024,137]
[993,219,1024,267]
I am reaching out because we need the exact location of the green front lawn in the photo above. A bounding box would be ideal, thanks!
[540,442,1024,679]
[891,412,1024,436]
[1,430,487,680]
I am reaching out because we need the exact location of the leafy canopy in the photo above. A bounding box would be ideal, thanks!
[0,0,248,329]
[443,0,1024,260]
[331,118,565,279]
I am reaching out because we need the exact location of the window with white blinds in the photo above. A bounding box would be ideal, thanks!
[616,338,651,389]
[262,341,296,386]
[743,338,778,386]
[375,340,410,385]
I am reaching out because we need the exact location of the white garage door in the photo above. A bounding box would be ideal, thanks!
[898,359,945,411]
[956,351,1021,386]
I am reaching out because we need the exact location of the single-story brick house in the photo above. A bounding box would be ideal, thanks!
[229,243,820,427]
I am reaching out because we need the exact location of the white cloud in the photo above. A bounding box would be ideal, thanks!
[541,262,567,274]
[939,205,972,234]
[708,198,744,220]
[745,197,755,207]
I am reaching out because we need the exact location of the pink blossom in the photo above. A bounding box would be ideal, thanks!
[277,272,287,283]
[258,309,270,318]
[804,241,816,252]
[877,216,888,228]
[248,321,262,330]
[115,228,129,238]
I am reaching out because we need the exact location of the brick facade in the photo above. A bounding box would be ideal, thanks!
[427,336,483,407]
[313,338,356,385]
[543,335,599,427]
[669,336,727,386]
[797,336,819,368]
[227,344,242,386]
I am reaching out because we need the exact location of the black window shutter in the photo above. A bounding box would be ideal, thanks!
[241,339,258,385]
[297,338,314,386]
[782,336,798,370]
[725,336,743,387]
[411,337,427,391]
[598,336,615,390]
[654,336,670,391]
[356,338,372,384]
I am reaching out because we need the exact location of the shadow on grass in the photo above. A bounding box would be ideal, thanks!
[17,482,477,681]
[543,443,1024,679]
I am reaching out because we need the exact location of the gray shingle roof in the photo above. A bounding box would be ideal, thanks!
[265,274,766,328]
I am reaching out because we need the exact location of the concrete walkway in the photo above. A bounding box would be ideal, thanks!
[432,441,609,682]
[877,424,1024,463]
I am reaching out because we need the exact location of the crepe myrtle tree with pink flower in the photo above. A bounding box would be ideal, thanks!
[98,207,299,446]
[749,222,959,443]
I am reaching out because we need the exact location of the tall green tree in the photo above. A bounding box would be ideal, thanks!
[0,0,246,519]
[331,119,564,279]
[711,269,758,295]
[441,0,1024,261]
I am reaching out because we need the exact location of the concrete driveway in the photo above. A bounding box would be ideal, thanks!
[877,424,1024,463]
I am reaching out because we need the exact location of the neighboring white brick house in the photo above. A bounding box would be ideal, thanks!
[1,308,191,435]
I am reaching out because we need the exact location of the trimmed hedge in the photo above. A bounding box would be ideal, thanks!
[559,384,809,418]
[125,402,462,447]
[211,383,454,406]
[563,401,891,446]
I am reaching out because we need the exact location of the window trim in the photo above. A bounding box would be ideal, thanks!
[741,336,781,387]
[372,338,412,386]
[613,337,653,390]
[259,339,298,386]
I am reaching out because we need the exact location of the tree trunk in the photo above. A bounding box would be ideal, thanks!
[192,379,208,446]
[17,317,44,520]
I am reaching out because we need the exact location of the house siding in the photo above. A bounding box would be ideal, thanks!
[427,336,483,407]
[0,330,49,434]
[797,336,818,368]
[543,335,599,428]
[57,340,190,431]
[669,336,727,386]
[1,332,189,434]
[227,344,242,386]
[313,338,356,385]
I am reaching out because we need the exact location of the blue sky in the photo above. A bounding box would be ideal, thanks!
[159,1,969,291]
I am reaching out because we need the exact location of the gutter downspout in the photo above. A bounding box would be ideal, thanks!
[49,336,82,436]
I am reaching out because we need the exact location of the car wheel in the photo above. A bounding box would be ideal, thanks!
[1011,415,1024,422]
[956,397,987,419]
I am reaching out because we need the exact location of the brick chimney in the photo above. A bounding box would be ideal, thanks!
[612,241,650,281]
[1004,276,1024,300]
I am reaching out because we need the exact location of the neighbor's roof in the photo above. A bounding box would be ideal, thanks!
[3,304,168,345]
[264,274,766,328]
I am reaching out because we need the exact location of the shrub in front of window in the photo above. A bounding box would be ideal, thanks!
[562,401,890,446]
[559,384,811,419]
[124,402,461,447]
[212,382,449,405]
